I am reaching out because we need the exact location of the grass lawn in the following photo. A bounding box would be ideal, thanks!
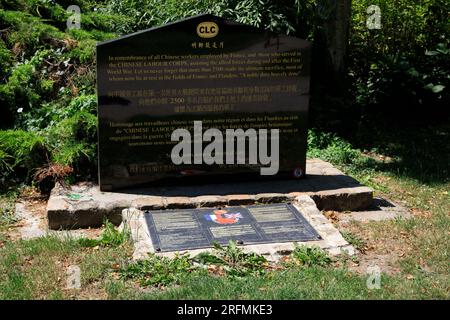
[0,126,448,300]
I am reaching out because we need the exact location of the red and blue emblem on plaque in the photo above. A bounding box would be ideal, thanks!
[204,209,242,225]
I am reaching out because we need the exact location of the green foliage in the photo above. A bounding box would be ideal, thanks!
[0,39,12,78]
[0,2,108,186]
[78,220,130,248]
[48,112,96,158]
[0,10,65,57]
[0,149,12,174]
[0,191,18,226]
[290,244,331,267]
[66,38,96,63]
[0,0,448,190]
[120,253,196,287]
[423,43,449,94]
[308,121,449,187]
[65,93,97,115]
[308,129,363,165]
[194,241,268,277]
[0,58,39,112]
[0,49,63,128]
[103,0,315,38]
[0,130,48,188]
[0,0,317,189]
[81,10,131,34]
[45,102,97,142]
[98,220,130,247]
[341,231,366,252]
[43,109,97,181]
[67,28,112,42]
[120,241,268,287]
[103,0,211,33]
[349,0,449,119]
[209,0,315,37]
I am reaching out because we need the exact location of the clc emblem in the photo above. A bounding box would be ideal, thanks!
[204,210,242,225]
[197,22,219,38]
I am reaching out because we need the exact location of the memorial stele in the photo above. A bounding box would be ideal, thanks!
[96,14,311,191]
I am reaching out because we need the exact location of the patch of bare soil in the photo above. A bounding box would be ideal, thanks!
[324,204,413,276]
[64,283,109,300]
[8,188,103,240]
[361,152,395,164]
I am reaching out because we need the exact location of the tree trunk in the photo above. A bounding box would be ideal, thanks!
[310,0,353,131]
[328,0,351,79]
[311,0,352,94]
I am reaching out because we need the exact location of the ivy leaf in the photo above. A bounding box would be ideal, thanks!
[424,84,446,93]
[425,50,439,56]
[431,85,445,93]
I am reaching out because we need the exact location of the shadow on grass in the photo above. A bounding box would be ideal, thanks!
[351,124,449,185]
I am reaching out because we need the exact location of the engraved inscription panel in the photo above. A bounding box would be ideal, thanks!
[145,203,320,252]
[96,14,311,190]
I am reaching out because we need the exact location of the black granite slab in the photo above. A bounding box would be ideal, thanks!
[97,14,311,191]
[144,203,321,252]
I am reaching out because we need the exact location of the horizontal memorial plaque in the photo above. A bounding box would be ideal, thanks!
[144,203,321,252]
[96,13,311,191]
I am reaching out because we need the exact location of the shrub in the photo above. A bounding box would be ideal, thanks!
[1,0,448,189]
[0,49,61,128]
[0,39,12,78]
[66,38,96,63]
[307,130,362,165]
[0,130,47,170]
[349,0,449,122]
[44,110,97,181]
[24,94,97,130]
[103,0,315,38]
[0,130,48,188]
[0,10,66,57]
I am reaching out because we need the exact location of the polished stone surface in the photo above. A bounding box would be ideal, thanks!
[97,14,311,190]
[144,203,321,252]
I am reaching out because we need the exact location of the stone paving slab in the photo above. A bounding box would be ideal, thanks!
[335,198,411,224]
[15,202,46,239]
[47,159,373,229]
[123,195,355,261]
[14,202,102,240]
